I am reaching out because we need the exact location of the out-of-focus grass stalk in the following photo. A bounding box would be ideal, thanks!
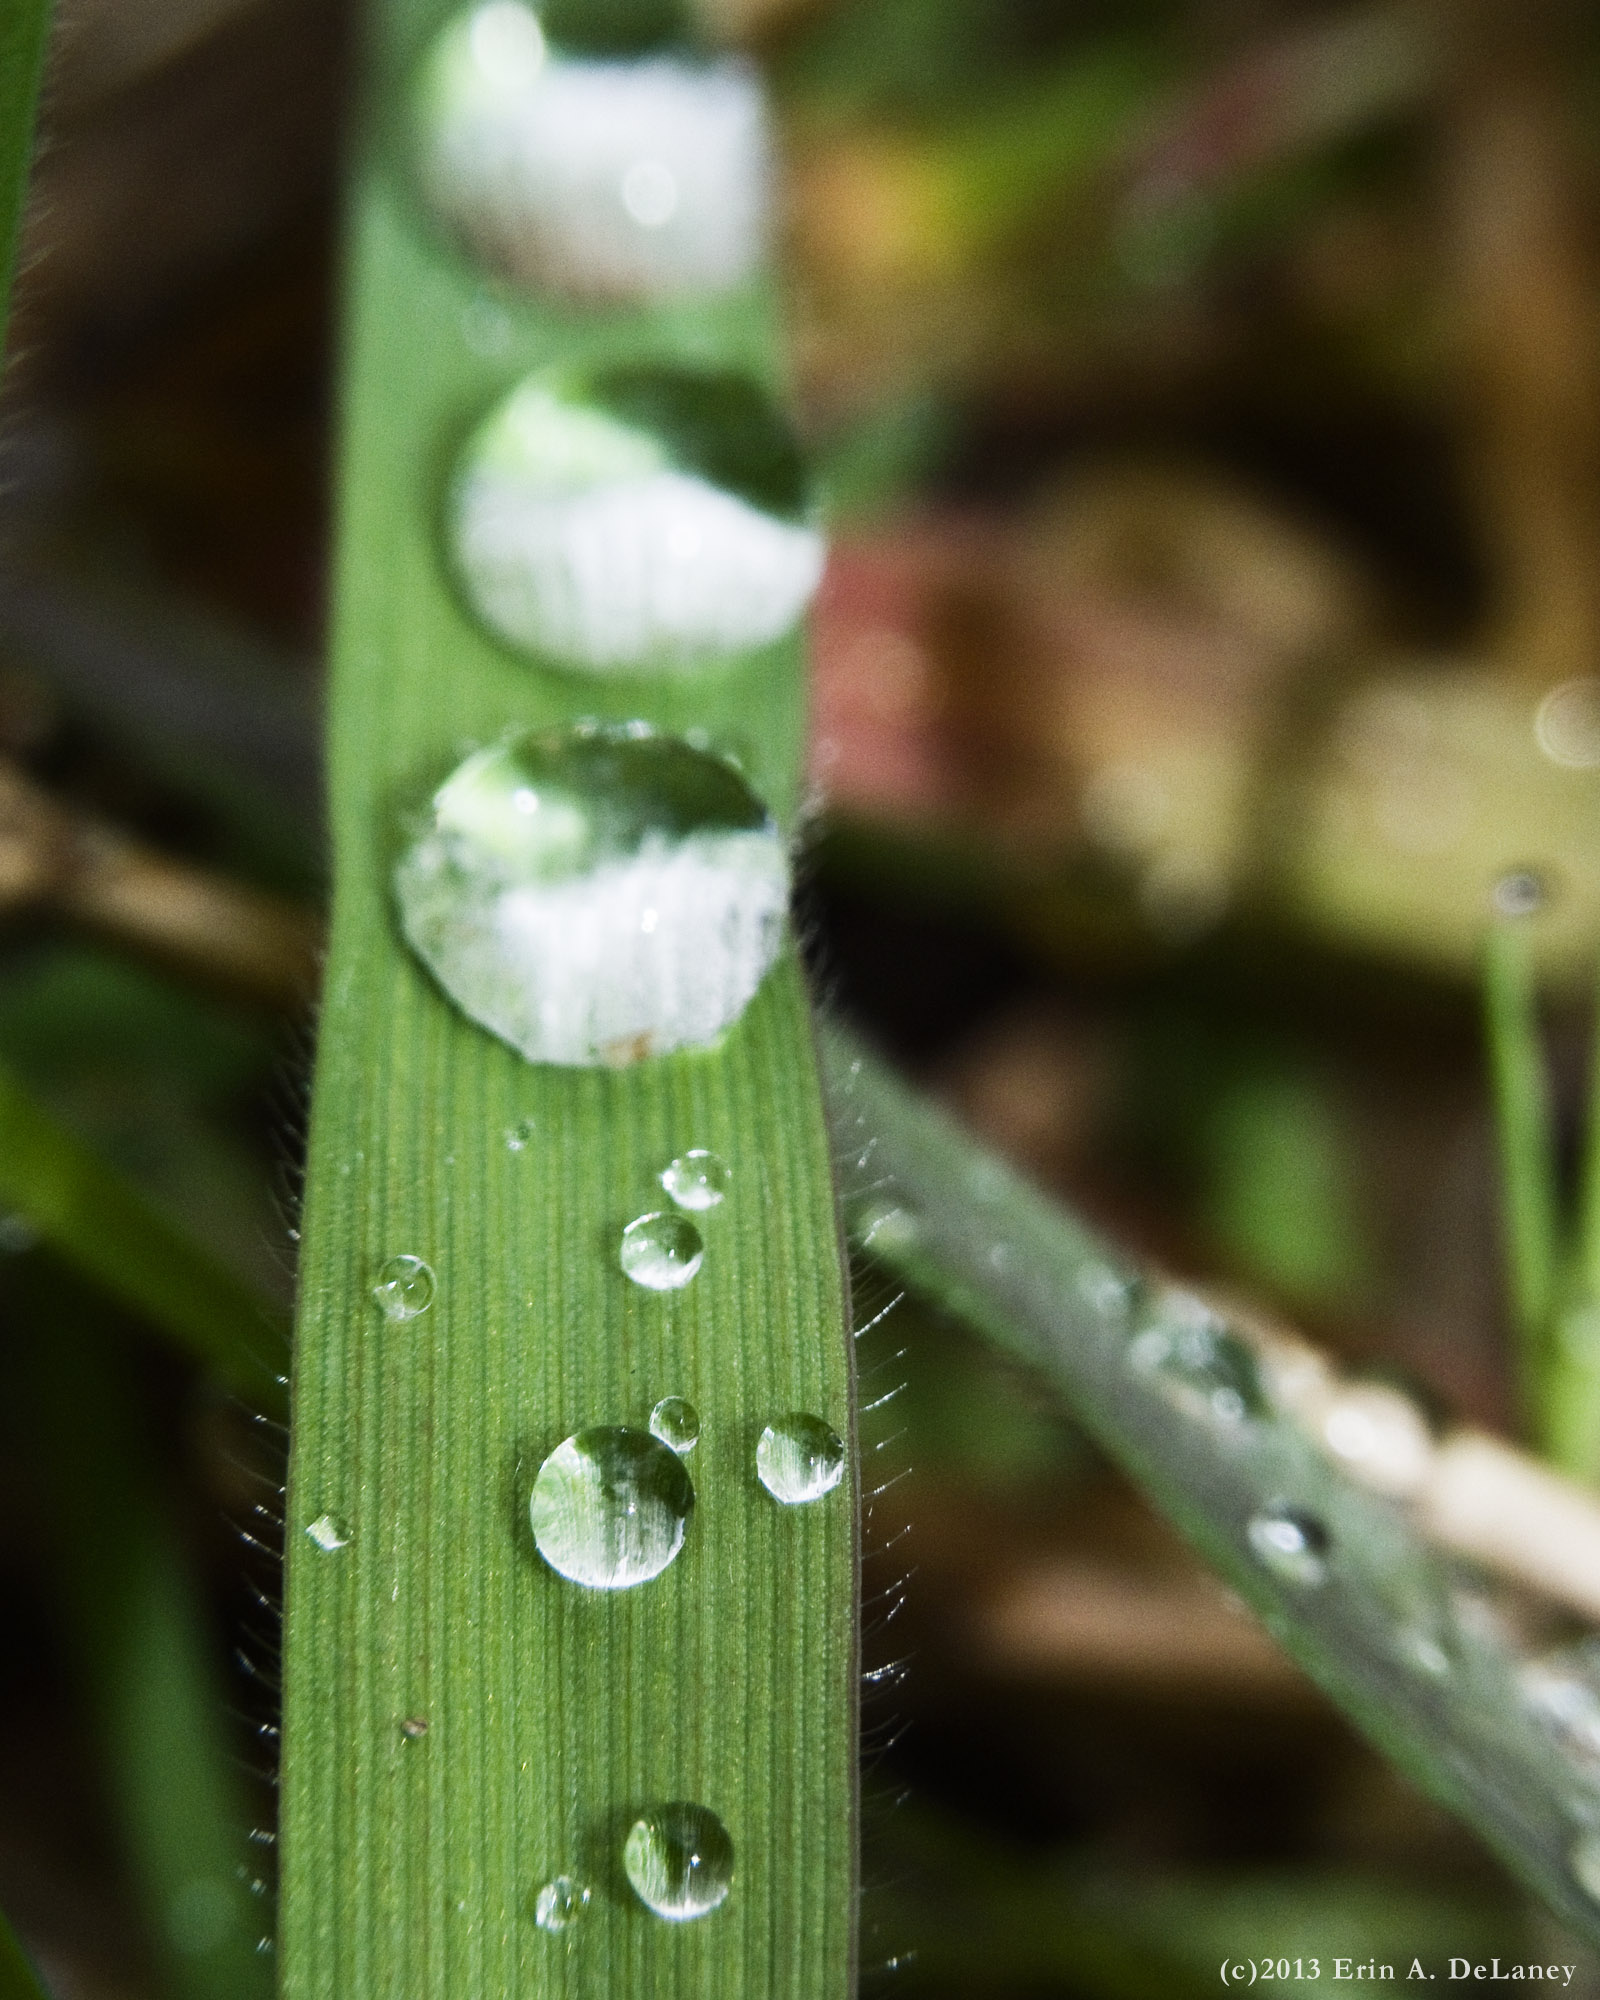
[1483,918,1560,1439]
[17,1286,273,2000]
[824,1025,1600,1945]
[0,0,48,356]
[0,1910,49,2000]
[0,1058,287,1416]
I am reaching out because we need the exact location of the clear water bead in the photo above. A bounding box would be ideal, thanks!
[305,1514,351,1553]
[414,6,768,304]
[448,365,823,673]
[393,725,789,1068]
[372,1254,436,1321]
[534,1875,590,1932]
[1247,1505,1330,1587]
[756,1414,846,1505]
[1127,1294,1264,1424]
[660,1149,730,1211]
[529,1425,694,1589]
[650,1396,700,1454]
[621,1212,703,1290]
[623,1803,733,1921]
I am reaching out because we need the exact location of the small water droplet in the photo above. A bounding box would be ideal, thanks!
[1247,1505,1329,1586]
[620,1212,703,1290]
[534,1874,590,1932]
[373,1254,436,1321]
[1573,1831,1600,1903]
[650,1396,700,1454]
[1492,867,1548,918]
[401,1716,430,1740]
[529,1425,694,1588]
[414,9,768,303]
[623,1803,733,1921]
[1128,1294,1264,1423]
[1076,1261,1133,1323]
[448,366,822,673]
[305,1514,351,1553]
[1398,1628,1452,1679]
[660,1149,730,1211]
[1522,1641,1600,1785]
[849,1195,920,1255]
[756,1414,845,1505]
[505,1116,536,1152]
[394,725,788,1068]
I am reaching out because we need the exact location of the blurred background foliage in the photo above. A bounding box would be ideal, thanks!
[3,0,1600,1990]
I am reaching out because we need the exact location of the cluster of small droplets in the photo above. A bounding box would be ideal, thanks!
[369,4,847,1941]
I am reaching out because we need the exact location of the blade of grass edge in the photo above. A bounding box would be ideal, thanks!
[277,8,857,1995]
[823,1024,1600,1947]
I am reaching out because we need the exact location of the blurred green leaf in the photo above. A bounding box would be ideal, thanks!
[0,0,48,362]
[0,1909,49,2000]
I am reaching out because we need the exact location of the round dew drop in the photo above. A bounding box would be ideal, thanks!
[529,1426,694,1589]
[660,1148,730,1212]
[534,1875,590,1933]
[372,1254,436,1321]
[756,1414,845,1505]
[649,1396,699,1454]
[1246,1505,1329,1587]
[623,1803,733,1921]
[447,364,823,673]
[414,4,768,304]
[393,725,789,1069]
[621,1213,703,1291]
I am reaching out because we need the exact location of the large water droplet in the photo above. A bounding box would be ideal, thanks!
[650,1396,700,1454]
[534,1874,590,1932]
[1128,1292,1263,1423]
[756,1414,845,1505]
[621,1212,703,1290]
[529,1425,694,1588]
[372,1254,437,1321]
[660,1149,730,1211]
[1247,1505,1329,1587]
[305,1514,351,1553]
[449,366,823,672]
[394,725,789,1068]
[414,5,767,303]
[623,1803,733,1921]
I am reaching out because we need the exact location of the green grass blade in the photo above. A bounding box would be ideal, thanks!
[16,1292,273,2000]
[824,1025,1600,1946]
[0,1057,286,1413]
[0,1909,50,2000]
[278,12,856,1997]
[1482,917,1560,1435]
[0,0,48,361]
